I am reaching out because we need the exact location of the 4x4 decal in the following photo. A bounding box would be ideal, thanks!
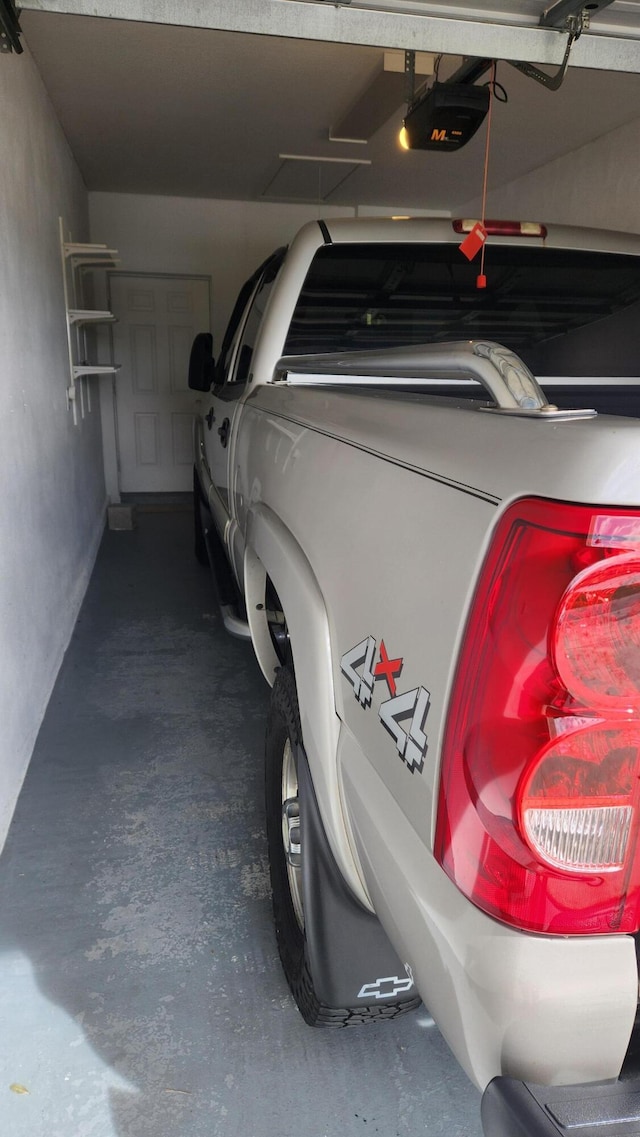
[341,636,377,707]
[340,636,430,775]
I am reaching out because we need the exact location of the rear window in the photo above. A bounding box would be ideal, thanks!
[282,243,640,377]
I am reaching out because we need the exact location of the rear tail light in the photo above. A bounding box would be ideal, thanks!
[434,498,640,935]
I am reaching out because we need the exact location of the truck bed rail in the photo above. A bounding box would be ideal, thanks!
[273,341,597,421]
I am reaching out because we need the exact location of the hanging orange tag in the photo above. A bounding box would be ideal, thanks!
[459,222,487,262]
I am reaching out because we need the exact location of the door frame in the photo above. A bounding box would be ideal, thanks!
[105,270,212,498]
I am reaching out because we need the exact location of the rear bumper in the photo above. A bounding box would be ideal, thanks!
[482,1074,640,1137]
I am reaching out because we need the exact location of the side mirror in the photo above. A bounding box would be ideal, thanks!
[188,332,215,392]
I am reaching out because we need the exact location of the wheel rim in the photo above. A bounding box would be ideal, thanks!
[281,738,304,930]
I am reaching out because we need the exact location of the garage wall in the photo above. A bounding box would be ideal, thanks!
[0,46,106,850]
[459,115,640,234]
[89,193,356,352]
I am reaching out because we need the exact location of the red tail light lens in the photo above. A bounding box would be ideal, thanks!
[553,555,640,711]
[434,498,640,935]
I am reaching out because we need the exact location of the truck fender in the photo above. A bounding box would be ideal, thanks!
[244,502,371,908]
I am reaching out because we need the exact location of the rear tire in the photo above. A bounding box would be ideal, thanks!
[265,668,418,1026]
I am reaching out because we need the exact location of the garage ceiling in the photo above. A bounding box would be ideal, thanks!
[18,1,640,210]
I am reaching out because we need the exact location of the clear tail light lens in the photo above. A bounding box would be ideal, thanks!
[519,723,640,872]
[523,804,632,872]
[434,498,640,935]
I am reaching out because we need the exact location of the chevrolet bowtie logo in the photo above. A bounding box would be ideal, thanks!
[357,975,414,1001]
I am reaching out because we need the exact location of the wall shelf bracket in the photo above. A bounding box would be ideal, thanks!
[59,217,120,425]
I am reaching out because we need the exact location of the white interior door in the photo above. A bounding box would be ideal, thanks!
[109,274,211,492]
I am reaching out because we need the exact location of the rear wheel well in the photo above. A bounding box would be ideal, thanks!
[265,578,292,670]
[243,550,292,685]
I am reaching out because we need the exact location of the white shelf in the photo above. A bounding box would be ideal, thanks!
[60,218,121,425]
[70,256,121,270]
[68,309,116,326]
[63,241,119,259]
[64,241,119,273]
[73,364,121,377]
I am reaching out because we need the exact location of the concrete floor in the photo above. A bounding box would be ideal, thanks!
[0,509,482,1137]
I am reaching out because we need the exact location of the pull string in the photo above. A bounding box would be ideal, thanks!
[478,61,496,287]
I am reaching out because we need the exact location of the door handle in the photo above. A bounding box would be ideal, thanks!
[218,417,230,447]
[205,407,215,430]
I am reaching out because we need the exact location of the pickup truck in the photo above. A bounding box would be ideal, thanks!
[189,216,640,1137]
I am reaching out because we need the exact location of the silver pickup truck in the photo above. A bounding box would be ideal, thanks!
[189,217,640,1136]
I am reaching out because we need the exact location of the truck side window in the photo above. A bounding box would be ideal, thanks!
[228,268,280,387]
[217,249,285,398]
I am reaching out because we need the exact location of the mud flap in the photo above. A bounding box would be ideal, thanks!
[298,746,420,1013]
